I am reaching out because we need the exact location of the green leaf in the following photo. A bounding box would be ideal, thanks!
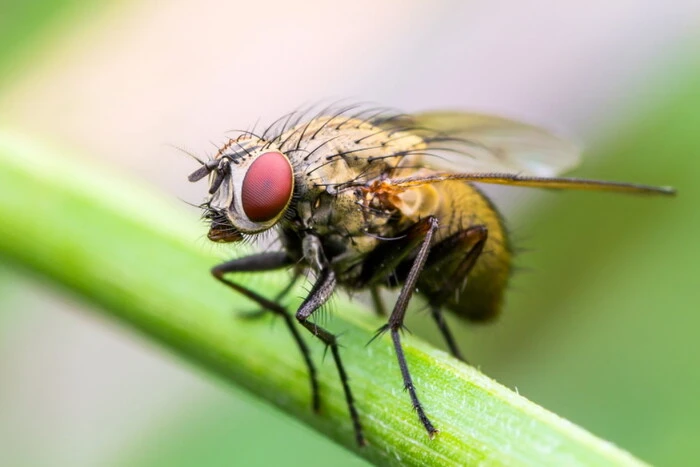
[0,130,648,466]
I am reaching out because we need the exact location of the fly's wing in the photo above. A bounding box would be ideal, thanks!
[377,111,674,195]
[404,111,581,177]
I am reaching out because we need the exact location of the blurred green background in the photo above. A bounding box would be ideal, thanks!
[0,2,698,466]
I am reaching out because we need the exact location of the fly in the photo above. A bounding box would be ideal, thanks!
[188,105,675,446]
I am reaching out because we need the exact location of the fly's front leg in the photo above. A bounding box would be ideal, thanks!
[295,235,366,446]
[376,216,440,438]
[212,252,320,412]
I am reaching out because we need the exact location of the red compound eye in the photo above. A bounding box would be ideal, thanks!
[241,151,293,222]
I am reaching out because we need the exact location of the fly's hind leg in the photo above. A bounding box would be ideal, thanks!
[212,252,320,413]
[429,305,464,362]
[423,225,488,363]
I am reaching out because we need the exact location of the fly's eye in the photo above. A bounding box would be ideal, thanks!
[241,151,293,222]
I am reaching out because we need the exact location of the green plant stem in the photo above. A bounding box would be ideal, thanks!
[0,130,645,466]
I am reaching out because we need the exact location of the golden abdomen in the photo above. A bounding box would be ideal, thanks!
[418,180,512,322]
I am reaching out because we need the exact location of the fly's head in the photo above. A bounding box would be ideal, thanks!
[188,140,295,243]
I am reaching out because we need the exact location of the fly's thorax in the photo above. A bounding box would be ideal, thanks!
[291,188,384,258]
[278,116,427,200]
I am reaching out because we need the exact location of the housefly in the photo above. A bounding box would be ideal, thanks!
[188,105,675,446]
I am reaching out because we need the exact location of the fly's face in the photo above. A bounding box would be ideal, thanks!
[189,139,295,242]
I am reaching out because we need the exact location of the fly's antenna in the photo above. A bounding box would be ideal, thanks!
[207,162,230,194]
[188,159,218,182]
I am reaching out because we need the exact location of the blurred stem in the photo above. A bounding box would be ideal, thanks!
[0,131,645,466]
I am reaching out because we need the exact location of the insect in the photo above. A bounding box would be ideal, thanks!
[188,105,675,446]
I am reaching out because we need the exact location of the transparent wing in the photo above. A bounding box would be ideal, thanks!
[405,111,581,177]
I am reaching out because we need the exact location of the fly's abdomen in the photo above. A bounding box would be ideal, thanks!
[419,180,512,322]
